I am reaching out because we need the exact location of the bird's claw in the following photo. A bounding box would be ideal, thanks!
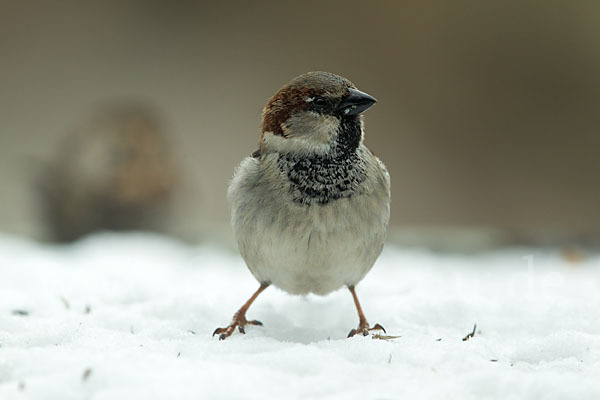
[237,320,262,335]
[347,322,386,338]
[212,315,263,340]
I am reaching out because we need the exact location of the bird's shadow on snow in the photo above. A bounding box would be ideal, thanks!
[247,292,359,344]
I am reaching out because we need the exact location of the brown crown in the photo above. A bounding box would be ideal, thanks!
[261,72,355,136]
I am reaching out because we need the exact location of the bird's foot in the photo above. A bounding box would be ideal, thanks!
[347,321,386,338]
[213,311,263,341]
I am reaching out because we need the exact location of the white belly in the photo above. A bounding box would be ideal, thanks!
[245,198,386,295]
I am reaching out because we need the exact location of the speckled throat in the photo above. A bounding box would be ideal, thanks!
[277,117,367,205]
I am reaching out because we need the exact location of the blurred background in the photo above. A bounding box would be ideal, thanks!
[1,1,599,250]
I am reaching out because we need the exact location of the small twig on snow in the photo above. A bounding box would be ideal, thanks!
[372,334,401,340]
[82,368,92,381]
[462,324,477,341]
[60,296,71,310]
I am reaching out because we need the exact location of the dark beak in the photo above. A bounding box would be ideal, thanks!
[335,88,377,116]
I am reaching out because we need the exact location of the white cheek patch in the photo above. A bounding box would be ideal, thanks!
[262,111,342,156]
[305,97,314,103]
[285,112,339,139]
[262,131,332,156]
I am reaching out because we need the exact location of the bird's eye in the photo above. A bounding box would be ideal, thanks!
[314,97,326,107]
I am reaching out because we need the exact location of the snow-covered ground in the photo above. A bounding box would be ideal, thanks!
[0,232,599,399]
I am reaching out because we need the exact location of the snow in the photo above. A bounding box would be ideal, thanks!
[1,232,599,399]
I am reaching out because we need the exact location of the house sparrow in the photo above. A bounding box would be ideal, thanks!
[214,71,390,340]
[37,104,178,242]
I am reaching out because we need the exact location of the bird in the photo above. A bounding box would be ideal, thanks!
[213,71,390,340]
[37,104,178,242]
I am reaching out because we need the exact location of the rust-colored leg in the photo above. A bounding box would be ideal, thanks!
[347,286,386,337]
[213,283,269,340]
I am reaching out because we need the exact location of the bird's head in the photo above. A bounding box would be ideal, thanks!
[260,71,376,156]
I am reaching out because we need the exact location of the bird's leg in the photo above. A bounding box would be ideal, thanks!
[347,286,386,337]
[213,283,269,340]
